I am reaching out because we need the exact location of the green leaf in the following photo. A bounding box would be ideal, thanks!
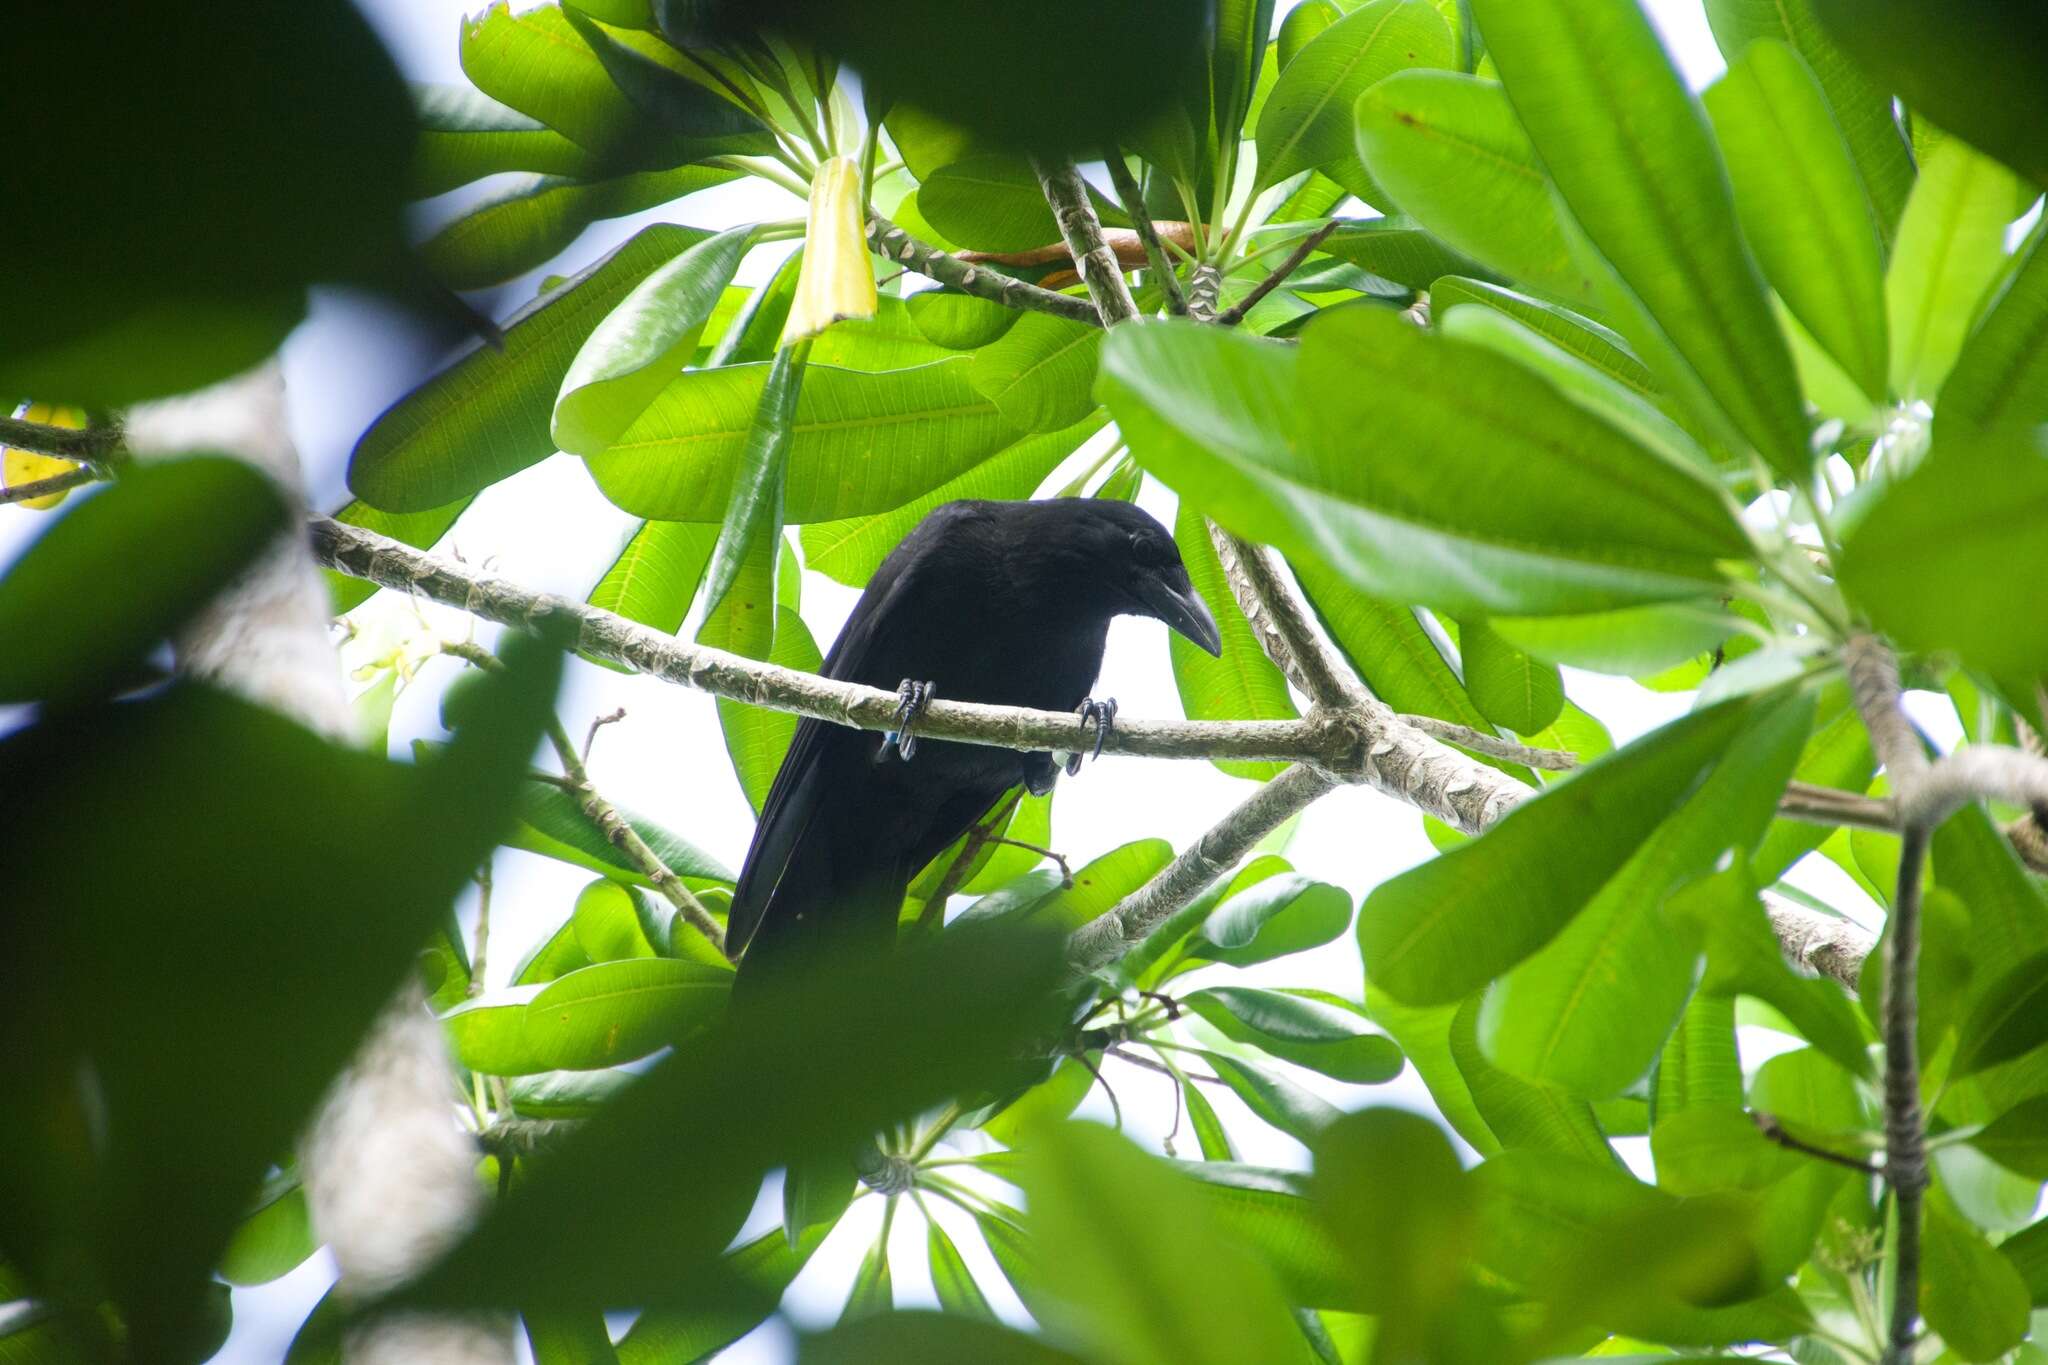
[554,226,757,457]
[802,416,1104,588]
[974,838,1173,935]
[905,290,1022,350]
[1649,1107,1804,1195]
[1808,0,2048,191]
[700,344,808,623]
[1018,1123,1307,1365]
[783,1154,856,1253]
[1654,992,1743,1121]
[1935,802,2048,974]
[513,919,594,988]
[1193,873,1354,968]
[917,155,1097,253]
[1197,1050,1344,1145]
[967,314,1104,435]
[1431,276,1658,397]
[1185,988,1403,1083]
[807,300,955,372]
[1313,217,1490,292]
[1970,1095,2048,1180]
[926,1222,997,1323]
[1938,221,2048,438]
[325,495,476,614]
[1702,41,1888,401]
[585,518,718,640]
[507,1068,635,1118]
[0,459,287,704]
[1183,1082,1238,1161]
[1481,696,1811,1097]
[614,1223,829,1363]
[1352,71,1590,302]
[445,958,731,1074]
[351,224,708,512]
[525,1312,619,1365]
[422,164,737,290]
[1360,694,1763,1004]
[1840,427,2048,685]
[1170,503,1298,781]
[1702,0,1914,244]
[1102,315,1746,618]
[982,1056,1097,1148]
[1922,1188,2033,1362]
[1750,687,1875,881]
[560,9,771,156]
[1884,137,2026,401]
[1365,991,1500,1154]
[715,603,822,815]
[586,357,1019,521]
[572,880,660,963]
[0,639,559,1362]
[218,1175,316,1287]
[1254,0,1455,193]
[1952,949,2048,1080]
[1311,1109,1474,1333]
[410,82,604,199]
[1489,603,1739,678]
[1472,0,1811,479]
[506,777,735,884]
[1456,617,1563,734]
[801,1313,1085,1365]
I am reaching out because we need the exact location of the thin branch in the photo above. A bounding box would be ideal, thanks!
[0,414,123,463]
[1844,634,1929,1365]
[916,792,1019,930]
[1214,221,1339,327]
[1204,522,1369,709]
[1029,154,1141,328]
[1102,148,1188,316]
[468,861,493,999]
[1753,1112,1883,1176]
[442,641,730,959]
[0,464,104,505]
[1400,716,1578,771]
[1779,780,1899,832]
[864,214,1101,327]
[582,706,626,763]
[1067,764,1338,972]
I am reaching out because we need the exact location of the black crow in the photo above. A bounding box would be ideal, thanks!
[728,497,1222,977]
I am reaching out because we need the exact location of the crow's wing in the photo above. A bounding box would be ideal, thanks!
[725,508,976,958]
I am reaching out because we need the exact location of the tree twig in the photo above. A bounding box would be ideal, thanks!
[864,214,1101,327]
[0,464,104,505]
[1102,147,1188,316]
[442,640,730,959]
[1214,221,1339,327]
[468,861,493,999]
[1401,716,1579,771]
[1753,1112,1882,1176]
[1029,154,1141,328]
[1844,634,1929,1365]
[582,707,626,764]
[0,413,123,463]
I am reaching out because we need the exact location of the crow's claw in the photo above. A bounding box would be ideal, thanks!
[1065,696,1118,776]
[887,678,936,760]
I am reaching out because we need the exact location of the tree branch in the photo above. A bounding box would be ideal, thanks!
[1764,893,1875,990]
[1214,221,1339,328]
[0,464,104,505]
[1029,154,1142,328]
[1204,522,1369,709]
[1844,634,1929,1365]
[1102,148,1188,316]
[0,413,122,463]
[441,641,730,959]
[1402,716,1579,772]
[865,214,1101,327]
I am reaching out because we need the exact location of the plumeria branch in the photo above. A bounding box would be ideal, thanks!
[1102,147,1188,316]
[0,413,122,463]
[1214,220,1338,327]
[863,213,1101,327]
[1029,154,1142,328]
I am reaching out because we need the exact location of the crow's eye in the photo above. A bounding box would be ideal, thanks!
[1127,530,1177,568]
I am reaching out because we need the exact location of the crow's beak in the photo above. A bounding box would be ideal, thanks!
[1137,574,1223,656]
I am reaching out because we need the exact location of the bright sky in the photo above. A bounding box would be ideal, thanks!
[0,4,1958,1361]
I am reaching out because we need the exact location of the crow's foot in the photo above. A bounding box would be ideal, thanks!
[886,678,936,760]
[1064,697,1118,776]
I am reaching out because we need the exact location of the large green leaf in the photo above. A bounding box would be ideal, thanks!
[699,344,807,623]
[351,225,708,511]
[1938,221,2048,438]
[421,164,736,290]
[1018,1123,1306,1365]
[1198,1050,1344,1144]
[905,290,1022,350]
[1193,872,1354,968]
[1472,0,1811,479]
[218,1175,315,1288]
[1450,997,1612,1160]
[1702,0,1914,243]
[1884,137,2025,401]
[615,1224,828,1363]
[1429,276,1657,397]
[1171,1162,1357,1307]
[1292,559,1499,741]
[1456,617,1563,735]
[801,416,1104,587]
[1360,694,1763,1004]
[718,604,824,814]
[1808,0,2048,191]
[444,958,731,1074]
[0,459,286,704]
[1310,1109,1475,1343]
[1477,693,1812,1097]
[1952,949,2048,1081]
[459,1,686,167]
[1352,71,1591,302]
[1971,1095,2048,1181]
[585,519,719,636]
[967,314,1104,435]
[1923,1188,2033,1361]
[1170,504,1298,781]
[1840,427,2048,684]
[1314,216,1491,292]
[410,82,604,199]
[1185,988,1404,1083]
[0,640,558,1362]
[1103,314,1747,618]
[1703,41,1888,401]
[555,225,758,456]
[585,357,1019,521]
[1254,0,1455,192]
[560,9,771,156]
[917,154,1124,253]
